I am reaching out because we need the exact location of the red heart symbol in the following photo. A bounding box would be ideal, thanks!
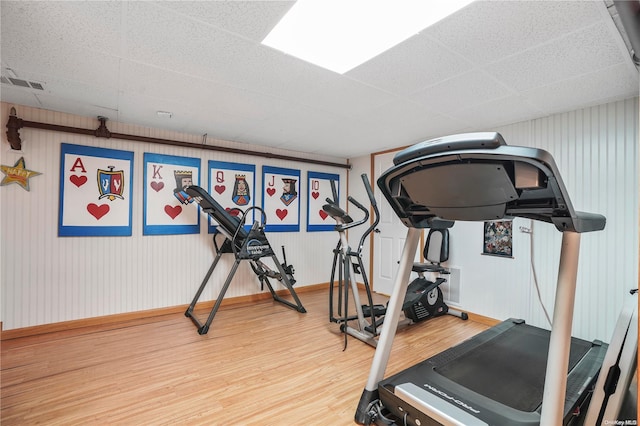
[150,181,164,192]
[312,191,320,200]
[70,175,87,187]
[225,208,240,217]
[87,203,109,220]
[319,210,328,220]
[214,185,225,194]
[266,188,276,197]
[164,205,182,219]
[275,209,288,220]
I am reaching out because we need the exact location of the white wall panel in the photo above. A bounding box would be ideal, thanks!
[451,99,639,341]
[0,103,347,330]
[359,97,638,342]
[523,98,639,341]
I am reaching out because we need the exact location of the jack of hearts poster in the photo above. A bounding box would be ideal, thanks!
[262,166,300,232]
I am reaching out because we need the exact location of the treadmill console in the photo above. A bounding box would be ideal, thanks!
[377,133,605,233]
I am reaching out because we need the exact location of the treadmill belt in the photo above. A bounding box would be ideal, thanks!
[436,324,592,412]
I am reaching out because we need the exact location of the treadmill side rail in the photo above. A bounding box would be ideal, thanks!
[584,291,639,424]
[355,228,421,423]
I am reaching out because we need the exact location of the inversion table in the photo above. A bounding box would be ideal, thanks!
[183,185,306,335]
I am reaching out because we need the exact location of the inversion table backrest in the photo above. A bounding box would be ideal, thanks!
[185,185,249,240]
[378,132,605,233]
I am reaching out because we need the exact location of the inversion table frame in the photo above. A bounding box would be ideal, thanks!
[183,185,306,335]
[355,132,612,425]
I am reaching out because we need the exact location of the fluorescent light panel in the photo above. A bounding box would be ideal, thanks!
[262,0,474,74]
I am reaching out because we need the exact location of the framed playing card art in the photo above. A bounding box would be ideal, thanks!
[262,166,300,232]
[307,171,339,232]
[143,153,201,235]
[58,143,134,236]
[207,160,256,234]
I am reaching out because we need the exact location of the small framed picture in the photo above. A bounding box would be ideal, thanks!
[482,220,513,258]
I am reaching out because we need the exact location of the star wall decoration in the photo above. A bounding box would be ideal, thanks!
[0,157,42,191]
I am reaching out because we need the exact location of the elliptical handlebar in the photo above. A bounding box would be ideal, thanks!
[322,174,380,238]
[361,173,378,208]
[329,179,339,206]
[347,196,369,217]
[339,195,369,231]
[356,174,381,253]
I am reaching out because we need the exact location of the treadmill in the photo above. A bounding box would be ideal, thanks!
[355,132,611,426]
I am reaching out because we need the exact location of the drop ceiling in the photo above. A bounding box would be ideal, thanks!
[1,0,638,159]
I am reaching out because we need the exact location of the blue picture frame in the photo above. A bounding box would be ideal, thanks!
[208,160,256,234]
[262,166,300,232]
[59,143,134,237]
[143,153,201,235]
[307,171,339,232]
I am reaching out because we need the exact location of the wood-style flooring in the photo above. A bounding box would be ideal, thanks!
[1,288,488,425]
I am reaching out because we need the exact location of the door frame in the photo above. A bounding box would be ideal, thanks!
[368,147,423,294]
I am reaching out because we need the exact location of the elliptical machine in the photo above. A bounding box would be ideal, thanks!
[325,174,384,348]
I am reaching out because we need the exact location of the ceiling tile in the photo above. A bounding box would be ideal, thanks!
[119,60,283,123]
[1,1,124,58]
[429,0,605,66]
[37,78,119,113]
[409,70,514,114]
[452,95,545,129]
[300,76,399,117]
[124,2,252,80]
[523,63,639,113]
[237,103,344,148]
[347,33,473,95]
[485,22,627,92]
[151,1,295,42]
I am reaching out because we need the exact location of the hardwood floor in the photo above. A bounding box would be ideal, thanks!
[1,288,488,425]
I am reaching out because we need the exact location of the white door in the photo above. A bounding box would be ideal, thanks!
[372,151,422,295]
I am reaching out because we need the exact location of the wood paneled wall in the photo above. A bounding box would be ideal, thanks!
[358,97,638,342]
[0,103,347,330]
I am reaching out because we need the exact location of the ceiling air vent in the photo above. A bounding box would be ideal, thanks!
[1,76,45,90]
[8,77,30,88]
